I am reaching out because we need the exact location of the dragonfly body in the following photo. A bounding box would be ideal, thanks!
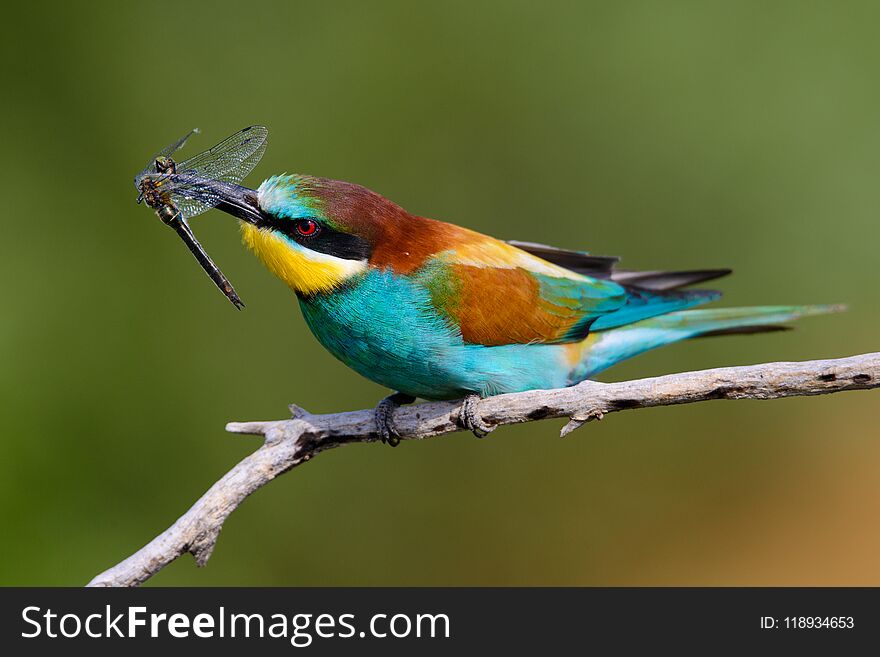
[138,157,179,226]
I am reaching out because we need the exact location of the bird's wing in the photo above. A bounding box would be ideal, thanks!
[415,238,628,346]
[416,237,722,346]
[504,240,620,277]
[507,239,732,290]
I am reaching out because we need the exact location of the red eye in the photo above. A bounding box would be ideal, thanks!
[295,219,319,237]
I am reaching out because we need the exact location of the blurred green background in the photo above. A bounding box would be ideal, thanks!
[0,0,877,586]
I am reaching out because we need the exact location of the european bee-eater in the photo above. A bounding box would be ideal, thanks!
[191,174,838,445]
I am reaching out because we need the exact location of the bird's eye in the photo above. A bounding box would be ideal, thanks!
[295,219,320,237]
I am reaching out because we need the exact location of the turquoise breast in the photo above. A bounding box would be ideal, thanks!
[298,269,571,399]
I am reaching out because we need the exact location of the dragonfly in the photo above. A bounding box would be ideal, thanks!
[135,125,269,308]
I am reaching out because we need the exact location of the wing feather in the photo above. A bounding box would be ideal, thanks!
[415,237,722,346]
[508,239,731,290]
[416,239,627,346]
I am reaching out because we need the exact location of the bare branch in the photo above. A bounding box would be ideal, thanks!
[87,352,879,587]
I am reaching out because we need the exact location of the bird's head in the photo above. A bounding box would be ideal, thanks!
[210,174,414,296]
[203,173,474,296]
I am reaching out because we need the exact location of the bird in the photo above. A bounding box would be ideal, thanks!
[200,174,840,445]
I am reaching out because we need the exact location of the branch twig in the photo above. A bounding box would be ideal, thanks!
[87,352,879,587]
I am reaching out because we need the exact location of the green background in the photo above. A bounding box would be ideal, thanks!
[1,0,877,586]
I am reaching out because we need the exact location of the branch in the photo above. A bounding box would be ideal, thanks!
[87,352,879,587]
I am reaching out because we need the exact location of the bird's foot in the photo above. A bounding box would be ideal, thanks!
[459,394,496,438]
[374,392,416,447]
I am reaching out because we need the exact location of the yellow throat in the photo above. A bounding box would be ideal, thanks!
[240,223,367,296]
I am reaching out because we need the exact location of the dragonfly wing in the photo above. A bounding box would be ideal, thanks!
[173,196,215,221]
[134,128,200,186]
[176,125,268,185]
[158,172,226,219]
[145,172,247,220]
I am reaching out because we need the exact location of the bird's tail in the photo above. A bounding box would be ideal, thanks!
[570,304,845,380]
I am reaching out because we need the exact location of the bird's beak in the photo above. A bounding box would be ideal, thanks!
[173,176,266,225]
[208,181,265,225]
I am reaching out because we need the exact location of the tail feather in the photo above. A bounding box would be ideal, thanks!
[575,304,844,379]
[694,324,791,338]
[590,287,721,331]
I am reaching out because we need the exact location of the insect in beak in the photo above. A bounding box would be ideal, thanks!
[134,126,268,308]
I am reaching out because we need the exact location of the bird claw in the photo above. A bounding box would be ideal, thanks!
[374,392,415,447]
[459,394,495,438]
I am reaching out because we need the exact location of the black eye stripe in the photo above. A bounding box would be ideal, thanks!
[262,215,372,262]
